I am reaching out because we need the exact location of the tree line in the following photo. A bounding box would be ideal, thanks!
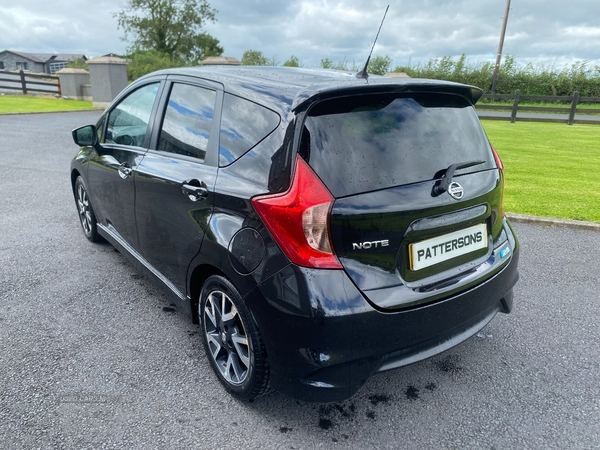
[85,0,600,98]
[242,51,600,98]
[240,50,393,76]
[395,54,600,97]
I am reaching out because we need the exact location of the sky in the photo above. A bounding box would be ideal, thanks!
[1,0,599,70]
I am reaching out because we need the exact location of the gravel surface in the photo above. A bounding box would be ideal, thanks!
[1,112,599,449]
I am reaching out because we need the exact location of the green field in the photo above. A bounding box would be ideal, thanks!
[0,95,94,114]
[482,121,600,223]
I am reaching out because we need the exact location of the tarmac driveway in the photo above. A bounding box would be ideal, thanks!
[1,112,599,449]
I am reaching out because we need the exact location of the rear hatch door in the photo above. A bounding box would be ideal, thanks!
[300,91,507,310]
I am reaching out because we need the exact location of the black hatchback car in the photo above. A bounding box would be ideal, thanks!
[71,66,519,402]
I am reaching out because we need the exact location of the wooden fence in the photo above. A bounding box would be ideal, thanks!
[0,70,61,95]
[477,90,600,125]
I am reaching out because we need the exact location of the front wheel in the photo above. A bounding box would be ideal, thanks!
[199,275,269,400]
[74,176,100,242]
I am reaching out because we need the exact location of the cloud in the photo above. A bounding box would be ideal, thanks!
[0,0,127,57]
[1,0,598,69]
[205,0,600,69]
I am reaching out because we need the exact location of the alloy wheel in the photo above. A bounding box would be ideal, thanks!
[77,183,93,235]
[203,289,251,385]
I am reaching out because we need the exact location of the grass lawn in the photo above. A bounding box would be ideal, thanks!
[482,121,600,223]
[0,95,94,114]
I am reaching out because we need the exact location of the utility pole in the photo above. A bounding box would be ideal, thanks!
[491,0,511,94]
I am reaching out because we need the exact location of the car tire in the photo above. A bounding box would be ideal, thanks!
[74,176,100,242]
[199,275,270,400]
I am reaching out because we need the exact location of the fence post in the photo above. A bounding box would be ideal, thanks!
[568,91,580,125]
[19,70,27,95]
[510,89,520,123]
[56,76,62,98]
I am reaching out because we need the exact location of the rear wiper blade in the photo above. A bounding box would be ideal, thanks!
[432,160,486,196]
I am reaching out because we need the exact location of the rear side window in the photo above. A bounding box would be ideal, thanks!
[302,93,495,198]
[219,93,280,166]
[158,83,216,160]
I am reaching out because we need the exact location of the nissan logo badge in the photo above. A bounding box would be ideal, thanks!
[448,182,464,200]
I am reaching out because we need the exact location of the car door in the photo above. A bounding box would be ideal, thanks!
[86,80,163,249]
[134,77,222,297]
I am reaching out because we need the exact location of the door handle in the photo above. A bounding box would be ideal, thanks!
[118,164,133,179]
[182,180,208,202]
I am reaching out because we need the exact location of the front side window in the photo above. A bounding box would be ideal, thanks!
[16,62,28,70]
[96,115,106,143]
[158,83,216,160]
[105,83,159,147]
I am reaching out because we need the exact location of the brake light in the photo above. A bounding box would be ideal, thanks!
[490,143,506,218]
[252,156,342,269]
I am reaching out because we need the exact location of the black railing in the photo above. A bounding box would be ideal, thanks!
[477,91,600,125]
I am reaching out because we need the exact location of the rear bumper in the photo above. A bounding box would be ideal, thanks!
[247,241,519,403]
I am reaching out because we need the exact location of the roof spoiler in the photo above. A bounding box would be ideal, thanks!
[292,80,483,112]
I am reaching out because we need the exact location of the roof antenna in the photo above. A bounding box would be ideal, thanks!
[356,5,389,80]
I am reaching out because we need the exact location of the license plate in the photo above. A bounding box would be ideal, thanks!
[409,224,488,271]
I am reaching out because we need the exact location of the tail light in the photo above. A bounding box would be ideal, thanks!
[491,143,505,218]
[252,155,342,269]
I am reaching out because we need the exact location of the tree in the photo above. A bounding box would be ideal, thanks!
[126,50,180,81]
[367,55,392,76]
[322,58,348,70]
[114,0,223,65]
[67,57,88,71]
[242,50,268,66]
[283,56,301,67]
[267,56,280,66]
[188,32,224,65]
[320,58,334,69]
[320,58,356,71]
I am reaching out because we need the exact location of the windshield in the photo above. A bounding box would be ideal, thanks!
[301,93,495,198]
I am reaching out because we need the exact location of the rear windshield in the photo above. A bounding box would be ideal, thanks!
[301,93,495,197]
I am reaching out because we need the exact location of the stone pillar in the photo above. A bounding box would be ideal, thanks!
[56,68,91,101]
[201,56,242,66]
[81,84,92,102]
[87,56,128,109]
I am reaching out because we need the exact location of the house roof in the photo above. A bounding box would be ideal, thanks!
[0,50,86,63]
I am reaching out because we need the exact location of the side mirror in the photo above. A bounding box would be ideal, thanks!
[72,125,99,148]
